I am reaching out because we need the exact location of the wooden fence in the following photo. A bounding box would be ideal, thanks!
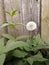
[0,0,41,38]
[41,0,49,43]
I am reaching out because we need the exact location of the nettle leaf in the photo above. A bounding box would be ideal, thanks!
[16,35,29,41]
[0,22,15,29]
[0,47,5,55]
[11,9,18,16]
[23,46,32,52]
[23,41,32,51]
[5,40,28,53]
[29,34,45,47]
[27,57,33,65]
[13,49,28,58]
[17,40,32,51]
[2,34,15,40]
[0,54,6,65]
[0,38,5,54]
[0,38,4,47]
[31,42,49,51]
[0,23,9,29]
[27,52,47,65]
[32,52,47,61]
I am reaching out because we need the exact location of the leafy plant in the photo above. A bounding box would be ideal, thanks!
[0,8,24,29]
[0,8,49,65]
[0,34,49,65]
[2,34,28,41]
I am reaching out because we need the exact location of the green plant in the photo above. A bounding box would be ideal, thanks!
[0,34,49,65]
[0,8,49,65]
[0,8,25,29]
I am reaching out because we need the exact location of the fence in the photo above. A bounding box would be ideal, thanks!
[41,0,49,43]
[0,0,41,37]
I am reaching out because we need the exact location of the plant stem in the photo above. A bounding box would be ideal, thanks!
[29,31,33,39]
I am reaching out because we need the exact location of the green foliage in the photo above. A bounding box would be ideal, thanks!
[0,54,6,65]
[0,6,49,65]
[13,49,28,58]
[27,52,47,65]
[0,38,6,65]
[29,34,45,46]
[5,40,28,53]
[0,39,5,55]
[0,23,9,29]
[2,33,29,41]
[2,34,15,40]
[15,35,29,41]
[0,34,49,65]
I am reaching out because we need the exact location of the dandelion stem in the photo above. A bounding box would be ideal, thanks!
[29,31,33,39]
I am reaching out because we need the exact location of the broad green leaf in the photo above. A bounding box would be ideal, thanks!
[16,35,29,41]
[0,54,6,65]
[31,43,49,51]
[0,22,15,29]
[0,38,5,54]
[30,34,45,46]
[27,57,33,65]
[2,34,15,40]
[0,38,4,47]
[5,40,28,53]
[28,34,49,51]
[0,47,5,55]
[27,52,47,65]
[23,46,32,51]
[29,34,49,50]
[23,41,32,51]
[0,23,9,29]
[13,49,28,58]
[33,52,47,61]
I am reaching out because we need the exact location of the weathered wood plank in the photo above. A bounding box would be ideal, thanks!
[21,0,41,35]
[33,0,41,34]
[0,0,8,38]
[21,0,29,35]
[41,0,49,42]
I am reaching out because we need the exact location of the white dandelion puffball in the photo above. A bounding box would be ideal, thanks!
[26,21,37,31]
